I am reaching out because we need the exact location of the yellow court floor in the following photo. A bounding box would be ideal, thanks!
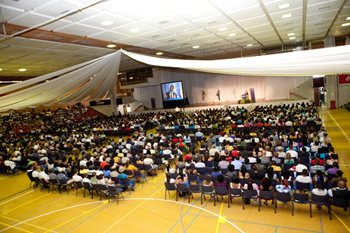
[0,107,349,233]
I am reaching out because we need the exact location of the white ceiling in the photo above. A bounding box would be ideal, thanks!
[0,0,349,77]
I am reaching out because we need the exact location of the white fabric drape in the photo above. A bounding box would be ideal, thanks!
[122,45,350,76]
[0,51,121,112]
[1,45,350,112]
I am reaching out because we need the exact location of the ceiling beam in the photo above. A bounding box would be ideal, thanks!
[257,0,284,46]
[0,0,107,41]
[302,0,308,47]
[210,1,264,48]
[324,0,348,38]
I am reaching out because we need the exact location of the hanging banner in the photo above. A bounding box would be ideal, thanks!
[338,74,350,84]
[250,88,256,103]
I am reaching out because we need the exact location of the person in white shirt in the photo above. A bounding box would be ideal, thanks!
[295,159,308,173]
[72,169,83,182]
[295,169,312,183]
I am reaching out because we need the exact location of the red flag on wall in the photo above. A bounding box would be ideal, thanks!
[338,74,350,84]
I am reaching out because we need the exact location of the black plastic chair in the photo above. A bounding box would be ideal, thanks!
[274,192,292,214]
[164,182,176,200]
[295,181,311,193]
[98,184,109,201]
[176,183,189,201]
[74,181,84,196]
[311,194,331,219]
[26,171,35,188]
[331,193,350,216]
[228,188,242,208]
[188,183,201,203]
[107,184,124,204]
[83,181,92,198]
[258,191,274,212]
[242,189,258,210]
[201,185,215,204]
[214,187,229,206]
[293,193,311,217]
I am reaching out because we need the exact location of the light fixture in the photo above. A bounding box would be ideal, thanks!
[106,44,117,48]
[129,77,134,80]
[129,28,140,33]
[228,33,236,37]
[246,44,253,47]
[347,16,350,20]
[341,22,350,27]
[100,20,113,26]
[219,27,228,32]
[192,45,200,49]
[156,52,163,55]
[18,68,27,72]
[279,3,290,9]
[282,13,292,19]
[0,68,2,71]
[313,74,325,78]
[289,36,296,40]
[287,32,295,36]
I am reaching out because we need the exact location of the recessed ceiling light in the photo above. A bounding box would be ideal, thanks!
[341,22,350,27]
[106,44,117,48]
[129,28,140,33]
[246,44,253,47]
[18,68,27,72]
[156,52,163,56]
[279,3,290,9]
[289,36,296,40]
[100,20,113,26]
[228,33,236,37]
[287,32,295,36]
[192,45,200,49]
[219,27,228,31]
[282,13,292,19]
[0,68,2,71]
[347,16,350,20]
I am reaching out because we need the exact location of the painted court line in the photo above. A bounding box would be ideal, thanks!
[332,211,350,233]
[123,198,245,233]
[0,215,55,232]
[1,194,50,215]
[0,190,34,206]
[326,111,350,144]
[101,187,163,233]
[0,201,102,232]
[0,221,34,233]
[215,202,224,233]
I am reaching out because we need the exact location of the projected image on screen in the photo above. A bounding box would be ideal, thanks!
[161,81,184,101]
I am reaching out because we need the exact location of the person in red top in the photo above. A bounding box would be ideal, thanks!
[231,148,240,158]
[100,160,109,169]
[184,153,192,162]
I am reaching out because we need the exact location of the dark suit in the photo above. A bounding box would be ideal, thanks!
[166,91,177,99]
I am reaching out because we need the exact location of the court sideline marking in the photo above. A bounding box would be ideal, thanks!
[0,190,34,206]
[332,211,350,233]
[0,215,55,232]
[101,185,163,233]
[215,202,224,233]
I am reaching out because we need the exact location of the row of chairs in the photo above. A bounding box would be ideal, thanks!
[164,182,350,219]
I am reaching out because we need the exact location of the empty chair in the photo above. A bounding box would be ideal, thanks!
[228,188,242,208]
[274,192,292,214]
[311,194,331,219]
[107,184,124,204]
[292,193,311,217]
[330,190,350,216]
[91,183,100,199]
[49,179,59,193]
[258,191,274,212]
[164,182,176,200]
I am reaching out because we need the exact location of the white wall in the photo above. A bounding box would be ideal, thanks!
[133,68,311,108]
[289,78,314,100]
